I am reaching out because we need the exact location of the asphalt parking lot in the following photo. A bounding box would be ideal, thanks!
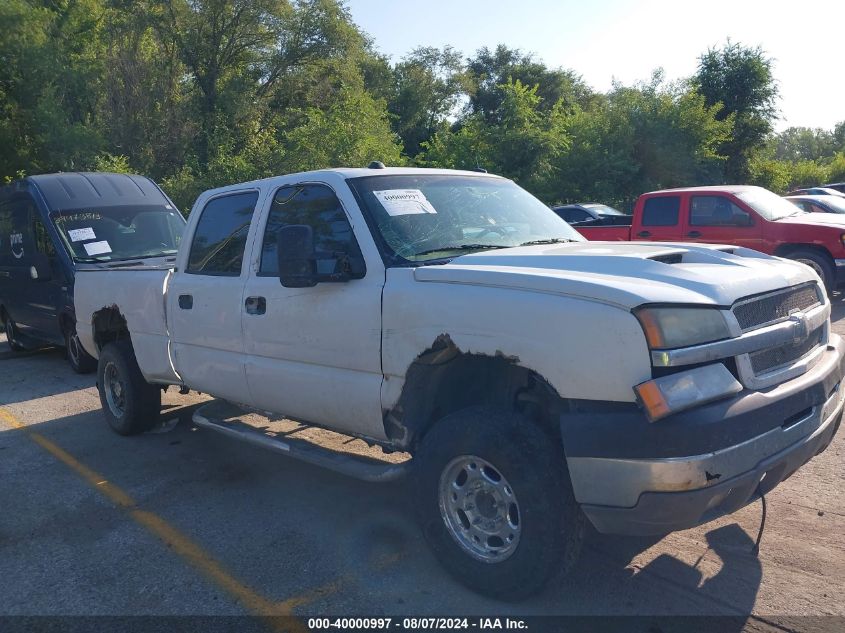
[2,302,845,629]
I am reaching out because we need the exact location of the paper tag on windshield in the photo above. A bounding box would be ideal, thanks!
[373,189,437,216]
[68,227,96,242]
[84,240,112,256]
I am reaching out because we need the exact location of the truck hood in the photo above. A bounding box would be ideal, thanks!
[776,212,845,229]
[413,242,817,309]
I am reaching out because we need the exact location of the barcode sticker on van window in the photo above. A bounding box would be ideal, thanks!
[84,240,112,256]
[373,189,437,216]
[68,227,96,242]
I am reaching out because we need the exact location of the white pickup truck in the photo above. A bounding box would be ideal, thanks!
[75,166,845,599]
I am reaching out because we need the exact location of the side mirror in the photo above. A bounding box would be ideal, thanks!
[30,254,52,282]
[277,225,317,288]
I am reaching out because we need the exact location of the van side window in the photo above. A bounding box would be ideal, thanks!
[641,196,680,226]
[259,184,365,278]
[186,191,259,276]
[690,196,751,226]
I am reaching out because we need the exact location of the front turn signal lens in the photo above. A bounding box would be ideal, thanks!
[634,363,743,423]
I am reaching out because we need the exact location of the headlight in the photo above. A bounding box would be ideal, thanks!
[634,306,730,349]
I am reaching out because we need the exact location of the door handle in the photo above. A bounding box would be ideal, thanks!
[245,296,266,315]
[636,231,651,238]
[178,294,193,309]
[687,231,702,238]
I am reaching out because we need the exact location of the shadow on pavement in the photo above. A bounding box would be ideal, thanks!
[0,396,767,622]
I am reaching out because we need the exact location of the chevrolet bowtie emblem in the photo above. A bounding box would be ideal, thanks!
[788,312,810,342]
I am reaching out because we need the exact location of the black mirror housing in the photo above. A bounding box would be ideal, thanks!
[277,224,318,288]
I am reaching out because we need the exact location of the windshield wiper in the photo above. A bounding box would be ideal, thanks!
[519,238,576,246]
[412,244,510,257]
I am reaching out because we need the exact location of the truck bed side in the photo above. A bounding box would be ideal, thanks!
[74,267,179,384]
[574,224,632,240]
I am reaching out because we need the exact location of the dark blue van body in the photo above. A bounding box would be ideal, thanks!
[0,172,184,372]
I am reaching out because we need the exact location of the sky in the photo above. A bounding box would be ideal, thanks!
[346,0,844,132]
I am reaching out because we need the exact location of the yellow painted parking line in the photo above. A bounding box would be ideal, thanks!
[0,407,278,615]
[1,406,409,623]
[0,406,358,625]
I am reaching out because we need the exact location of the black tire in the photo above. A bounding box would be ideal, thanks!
[788,250,835,294]
[414,406,585,600]
[2,311,26,352]
[97,341,161,436]
[65,322,96,374]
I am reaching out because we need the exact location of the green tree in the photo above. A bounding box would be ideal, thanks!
[692,41,779,182]
[388,46,467,157]
[465,45,595,122]
[421,79,568,199]
[0,0,107,178]
[147,0,290,165]
[555,72,731,207]
[773,127,836,162]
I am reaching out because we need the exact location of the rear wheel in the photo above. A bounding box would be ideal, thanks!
[65,322,96,374]
[97,341,161,435]
[3,312,25,352]
[415,406,585,600]
[788,250,834,294]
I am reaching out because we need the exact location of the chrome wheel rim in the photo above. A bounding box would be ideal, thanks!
[438,455,521,563]
[68,333,80,365]
[103,361,126,417]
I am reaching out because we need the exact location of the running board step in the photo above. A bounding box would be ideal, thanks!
[192,400,410,483]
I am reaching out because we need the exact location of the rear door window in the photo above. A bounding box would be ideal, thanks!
[187,191,259,276]
[641,196,680,226]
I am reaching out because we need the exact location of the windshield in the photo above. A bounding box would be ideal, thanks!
[734,187,801,222]
[811,197,845,213]
[348,174,584,263]
[51,205,186,262]
[583,203,625,216]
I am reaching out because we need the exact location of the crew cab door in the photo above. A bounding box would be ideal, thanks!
[240,181,386,439]
[631,195,684,242]
[167,190,260,405]
[680,193,763,249]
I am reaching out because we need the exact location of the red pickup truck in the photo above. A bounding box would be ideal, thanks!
[575,185,845,292]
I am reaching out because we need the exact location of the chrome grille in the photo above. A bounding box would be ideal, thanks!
[749,326,824,374]
[733,284,821,331]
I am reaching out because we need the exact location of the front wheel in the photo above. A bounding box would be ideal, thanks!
[788,250,835,294]
[3,313,26,352]
[66,323,96,374]
[97,341,161,436]
[414,407,585,600]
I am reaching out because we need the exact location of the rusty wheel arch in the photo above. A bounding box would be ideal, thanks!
[384,334,567,452]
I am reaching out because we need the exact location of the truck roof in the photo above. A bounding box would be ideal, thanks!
[641,185,761,196]
[197,167,504,199]
[23,172,171,211]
